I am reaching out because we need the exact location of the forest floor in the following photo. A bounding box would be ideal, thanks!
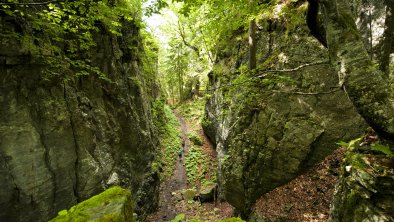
[147,99,234,222]
[251,148,346,222]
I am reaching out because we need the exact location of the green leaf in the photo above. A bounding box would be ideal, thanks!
[371,143,393,156]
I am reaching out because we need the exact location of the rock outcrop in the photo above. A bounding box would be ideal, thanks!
[329,141,394,222]
[50,186,134,222]
[203,3,367,215]
[0,5,159,222]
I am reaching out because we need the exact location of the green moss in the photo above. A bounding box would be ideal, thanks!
[342,189,362,222]
[349,153,367,170]
[337,12,362,41]
[217,217,245,222]
[50,186,133,222]
[171,213,186,222]
[188,132,203,146]
[152,97,182,178]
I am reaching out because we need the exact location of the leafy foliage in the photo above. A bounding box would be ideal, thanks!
[152,98,182,178]
[371,143,393,156]
[1,0,144,81]
[188,132,203,146]
[171,213,186,222]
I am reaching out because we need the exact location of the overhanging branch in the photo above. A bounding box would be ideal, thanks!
[177,20,200,56]
[0,0,64,5]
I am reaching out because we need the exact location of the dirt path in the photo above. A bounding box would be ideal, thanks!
[147,111,190,222]
[147,109,233,221]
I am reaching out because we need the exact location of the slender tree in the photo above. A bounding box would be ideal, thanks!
[316,0,394,140]
[378,0,394,76]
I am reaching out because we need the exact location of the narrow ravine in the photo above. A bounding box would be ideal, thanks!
[147,106,234,221]
[147,111,190,222]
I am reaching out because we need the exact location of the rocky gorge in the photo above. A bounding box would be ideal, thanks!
[0,0,393,221]
[0,2,159,221]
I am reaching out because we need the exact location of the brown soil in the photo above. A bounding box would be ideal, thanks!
[252,148,345,221]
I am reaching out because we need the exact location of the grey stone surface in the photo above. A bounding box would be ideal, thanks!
[203,19,367,214]
[329,148,394,222]
[0,16,159,222]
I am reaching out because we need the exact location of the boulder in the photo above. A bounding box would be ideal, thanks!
[203,4,367,214]
[182,188,197,201]
[199,182,217,203]
[329,144,394,222]
[50,186,134,222]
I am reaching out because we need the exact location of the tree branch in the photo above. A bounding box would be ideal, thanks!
[0,0,64,5]
[205,61,332,92]
[256,60,329,78]
[272,87,341,95]
[177,20,200,56]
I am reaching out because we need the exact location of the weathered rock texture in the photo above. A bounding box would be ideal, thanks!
[0,11,159,222]
[203,3,367,215]
[50,186,134,222]
[329,145,394,222]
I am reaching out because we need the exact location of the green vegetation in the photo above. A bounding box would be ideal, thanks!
[217,218,245,222]
[171,215,244,222]
[371,143,393,156]
[0,0,146,81]
[177,98,217,186]
[171,213,186,222]
[188,132,203,146]
[178,98,206,124]
[50,186,133,222]
[152,98,182,178]
[185,145,208,184]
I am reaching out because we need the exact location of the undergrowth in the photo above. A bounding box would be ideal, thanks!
[153,98,182,179]
[185,145,212,184]
[177,97,206,128]
[178,98,217,187]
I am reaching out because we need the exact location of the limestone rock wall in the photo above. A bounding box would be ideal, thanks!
[0,15,159,222]
[329,145,394,222]
[203,5,367,215]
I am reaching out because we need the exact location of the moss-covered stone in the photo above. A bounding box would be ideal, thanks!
[329,143,394,222]
[199,182,217,202]
[0,6,160,221]
[182,188,197,201]
[50,187,134,222]
[203,2,367,216]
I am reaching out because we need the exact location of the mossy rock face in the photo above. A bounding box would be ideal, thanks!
[50,186,134,222]
[0,12,160,221]
[329,146,394,222]
[203,3,367,215]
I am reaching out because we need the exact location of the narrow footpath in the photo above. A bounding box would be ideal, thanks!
[147,111,190,222]
[147,107,233,221]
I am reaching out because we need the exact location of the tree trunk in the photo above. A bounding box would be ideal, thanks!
[378,0,394,77]
[320,0,394,140]
[248,19,257,71]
